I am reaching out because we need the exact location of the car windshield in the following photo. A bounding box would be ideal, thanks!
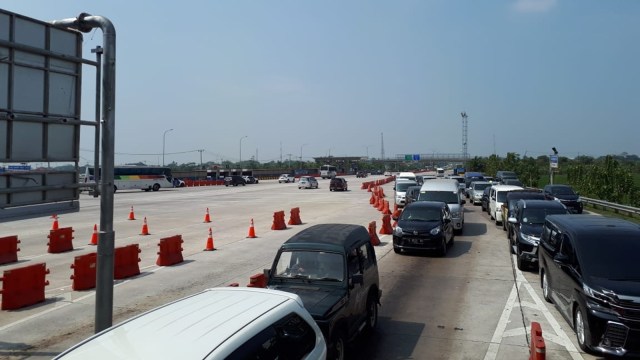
[552,186,576,195]
[396,182,417,192]
[400,207,441,222]
[273,250,344,282]
[580,237,640,280]
[521,208,567,224]
[474,183,491,191]
[417,191,459,204]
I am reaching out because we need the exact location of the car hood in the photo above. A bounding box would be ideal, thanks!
[397,220,439,232]
[520,223,543,236]
[587,276,640,300]
[553,194,579,201]
[268,285,347,319]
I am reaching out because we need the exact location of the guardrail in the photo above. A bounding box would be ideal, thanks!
[581,197,640,218]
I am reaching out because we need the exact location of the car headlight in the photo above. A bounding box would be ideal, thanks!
[451,211,460,218]
[430,226,441,235]
[576,197,582,203]
[520,233,540,245]
[583,284,617,314]
[394,226,403,237]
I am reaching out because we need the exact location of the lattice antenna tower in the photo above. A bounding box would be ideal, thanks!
[461,112,468,161]
[380,132,385,160]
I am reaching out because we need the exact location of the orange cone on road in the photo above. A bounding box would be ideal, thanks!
[204,227,216,251]
[128,206,136,220]
[247,218,257,238]
[140,217,150,235]
[204,208,212,223]
[51,214,59,230]
[89,224,98,245]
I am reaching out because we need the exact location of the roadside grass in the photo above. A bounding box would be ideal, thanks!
[585,204,640,224]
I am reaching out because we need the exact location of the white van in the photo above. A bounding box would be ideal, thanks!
[396,172,417,182]
[489,184,524,225]
[436,168,445,177]
[417,179,465,233]
[55,288,327,360]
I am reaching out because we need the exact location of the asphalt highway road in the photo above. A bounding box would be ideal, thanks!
[0,176,603,359]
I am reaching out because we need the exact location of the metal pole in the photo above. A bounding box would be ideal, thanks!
[162,129,173,166]
[91,46,103,198]
[53,13,117,333]
[239,136,247,165]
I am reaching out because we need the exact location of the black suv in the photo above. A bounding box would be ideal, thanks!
[543,184,583,214]
[267,224,381,360]
[224,175,246,186]
[508,199,568,270]
[538,215,640,357]
[502,190,546,235]
[356,171,367,178]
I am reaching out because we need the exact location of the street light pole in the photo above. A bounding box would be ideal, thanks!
[239,136,248,167]
[162,129,174,166]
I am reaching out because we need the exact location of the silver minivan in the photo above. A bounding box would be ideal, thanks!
[417,179,466,233]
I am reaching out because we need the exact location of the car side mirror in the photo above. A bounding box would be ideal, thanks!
[508,217,518,224]
[553,253,570,266]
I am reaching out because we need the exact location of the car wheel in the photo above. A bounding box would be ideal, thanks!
[365,294,378,332]
[574,305,592,352]
[393,247,401,254]
[542,272,552,303]
[152,184,160,191]
[330,331,347,360]
[225,184,229,187]
[438,237,447,257]
[516,246,527,270]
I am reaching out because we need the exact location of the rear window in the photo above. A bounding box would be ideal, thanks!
[473,183,491,191]
[396,182,417,192]
[418,191,459,204]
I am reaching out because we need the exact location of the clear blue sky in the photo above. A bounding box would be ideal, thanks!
[4,1,639,166]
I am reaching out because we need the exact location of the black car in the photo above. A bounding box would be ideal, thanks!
[224,175,246,186]
[392,201,454,256]
[481,186,492,213]
[538,215,640,357]
[508,199,568,270]
[543,184,583,214]
[356,171,368,178]
[267,224,381,360]
[502,190,546,235]
[329,177,348,191]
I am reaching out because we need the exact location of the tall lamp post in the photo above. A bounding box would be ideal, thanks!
[550,147,558,184]
[239,135,248,167]
[300,143,308,168]
[162,129,174,166]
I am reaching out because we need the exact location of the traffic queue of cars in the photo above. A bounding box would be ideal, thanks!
[470,173,640,357]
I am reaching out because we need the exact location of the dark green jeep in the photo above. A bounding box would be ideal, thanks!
[267,224,382,360]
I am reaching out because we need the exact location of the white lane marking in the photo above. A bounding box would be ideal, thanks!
[483,256,584,360]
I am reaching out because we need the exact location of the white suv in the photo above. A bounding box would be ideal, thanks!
[278,174,295,183]
[55,288,327,360]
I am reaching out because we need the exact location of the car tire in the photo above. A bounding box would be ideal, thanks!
[516,251,526,271]
[542,271,552,303]
[152,184,160,191]
[330,331,347,360]
[393,247,401,254]
[574,305,592,353]
[365,294,378,333]
[438,237,447,257]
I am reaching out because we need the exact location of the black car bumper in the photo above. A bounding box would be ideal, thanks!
[586,309,640,357]
[516,239,539,264]
[393,235,444,251]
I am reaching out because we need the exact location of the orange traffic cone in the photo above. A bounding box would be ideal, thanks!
[128,206,136,220]
[51,214,59,230]
[204,227,216,251]
[140,217,150,235]
[204,208,211,223]
[89,224,98,245]
[247,218,257,238]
